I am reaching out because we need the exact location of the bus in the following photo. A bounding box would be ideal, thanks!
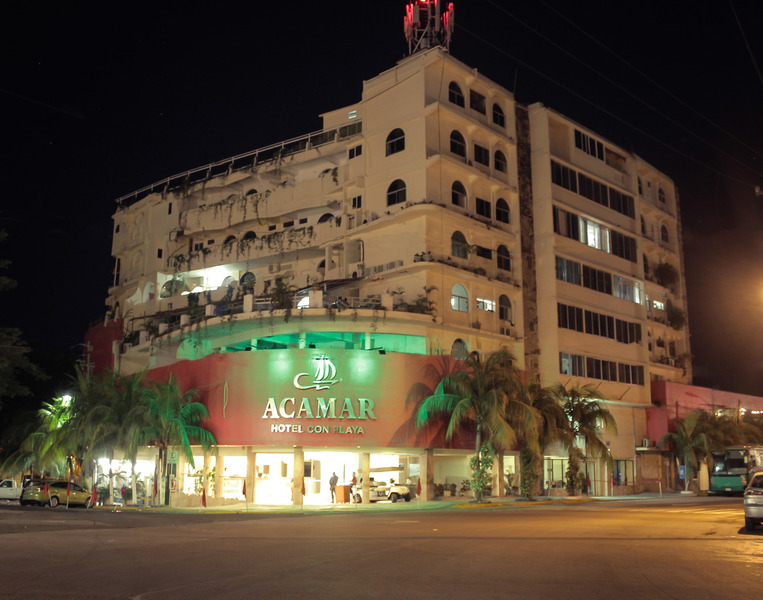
[709,446,763,494]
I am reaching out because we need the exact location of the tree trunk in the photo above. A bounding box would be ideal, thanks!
[474,423,482,502]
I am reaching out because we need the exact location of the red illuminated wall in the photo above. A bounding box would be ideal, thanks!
[84,319,123,374]
[147,350,477,451]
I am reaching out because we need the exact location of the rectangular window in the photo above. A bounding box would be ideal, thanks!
[474,144,490,166]
[475,245,492,259]
[351,195,362,209]
[574,130,604,160]
[469,90,486,114]
[476,197,491,218]
[610,230,637,262]
[560,352,585,376]
[613,276,643,304]
[194,242,203,251]
[613,459,634,486]
[299,217,308,224]
[653,300,665,311]
[556,256,581,285]
[168,202,173,215]
[580,217,610,252]
[578,173,609,207]
[157,249,163,259]
[558,303,584,332]
[584,310,614,339]
[348,144,362,159]
[609,188,635,218]
[477,298,495,312]
[553,207,580,240]
[551,160,578,193]
[283,221,294,228]
[582,265,612,295]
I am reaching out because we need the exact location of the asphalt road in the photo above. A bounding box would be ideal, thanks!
[0,496,760,599]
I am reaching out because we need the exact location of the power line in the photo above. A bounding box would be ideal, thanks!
[729,0,763,90]
[483,0,763,180]
[458,23,756,189]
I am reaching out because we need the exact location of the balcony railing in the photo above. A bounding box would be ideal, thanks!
[115,121,362,209]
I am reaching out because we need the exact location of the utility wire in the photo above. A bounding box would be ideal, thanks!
[484,0,763,180]
[729,0,763,90]
[458,23,755,188]
[537,0,762,158]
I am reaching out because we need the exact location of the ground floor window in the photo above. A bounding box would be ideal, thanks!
[613,459,634,486]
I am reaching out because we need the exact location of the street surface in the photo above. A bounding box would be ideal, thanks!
[0,496,759,599]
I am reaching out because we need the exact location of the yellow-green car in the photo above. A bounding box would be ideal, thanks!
[20,480,94,508]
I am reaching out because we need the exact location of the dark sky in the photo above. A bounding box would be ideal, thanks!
[1,2,762,395]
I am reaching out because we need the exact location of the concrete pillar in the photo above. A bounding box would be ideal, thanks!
[243,294,254,313]
[361,452,371,504]
[246,448,256,503]
[293,446,305,506]
[204,454,212,501]
[425,449,434,500]
[496,453,504,497]
[364,332,372,350]
[298,332,307,349]
[215,455,224,499]
[308,288,323,308]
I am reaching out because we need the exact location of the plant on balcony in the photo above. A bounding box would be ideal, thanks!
[392,286,437,319]
[269,278,296,322]
[654,262,679,290]
[667,304,686,330]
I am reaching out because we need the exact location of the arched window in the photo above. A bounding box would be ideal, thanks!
[451,231,469,259]
[451,338,469,359]
[386,128,405,156]
[242,230,256,241]
[387,179,407,206]
[661,225,669,243]
[492,104,505,127]
[240,271,256,290]
[451,181,467,208]
[658,188,666,203]
[318,213,334,223]
[499,295,512,322]
[223,235,236,245]
[450,130,466,158]
[451,285,468,313]
[494,150,507,173]
[496,198,510,224]
[497,245,511,271]
[448,82,465,107]
[245,188,258,198]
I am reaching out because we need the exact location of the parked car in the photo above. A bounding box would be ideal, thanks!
[743,470,763,531]
[353,479,411,503]
[20,480,94,508]
[0,479,23,501]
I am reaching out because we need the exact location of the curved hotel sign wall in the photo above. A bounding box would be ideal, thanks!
[147,349,472,450]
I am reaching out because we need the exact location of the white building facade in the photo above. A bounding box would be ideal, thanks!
[95,35,690,505]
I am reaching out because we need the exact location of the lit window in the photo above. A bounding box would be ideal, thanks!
[451,284,468,312]
[477,297,495,312]
[653,300,665,311]
[348,110,357,119]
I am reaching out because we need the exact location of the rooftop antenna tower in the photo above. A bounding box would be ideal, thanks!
[404,1,454,56]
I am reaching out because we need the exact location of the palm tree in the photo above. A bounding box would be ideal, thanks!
[416,349,536,502]
[551,383,617,496]
[138,375,217,505]
[659,410,711,491]
[512,383,568,498]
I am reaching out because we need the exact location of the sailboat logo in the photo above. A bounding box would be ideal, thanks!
[293,355,340,391]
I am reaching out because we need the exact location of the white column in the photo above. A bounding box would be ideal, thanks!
[293,446,305,506]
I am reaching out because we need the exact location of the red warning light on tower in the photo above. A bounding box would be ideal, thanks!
[404,1,454,56]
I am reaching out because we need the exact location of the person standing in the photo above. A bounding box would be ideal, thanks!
[329,472,338,503]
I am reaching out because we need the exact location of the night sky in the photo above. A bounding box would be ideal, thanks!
[2,2,762,396]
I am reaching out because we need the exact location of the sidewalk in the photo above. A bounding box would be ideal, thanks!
[104,490,703,514]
